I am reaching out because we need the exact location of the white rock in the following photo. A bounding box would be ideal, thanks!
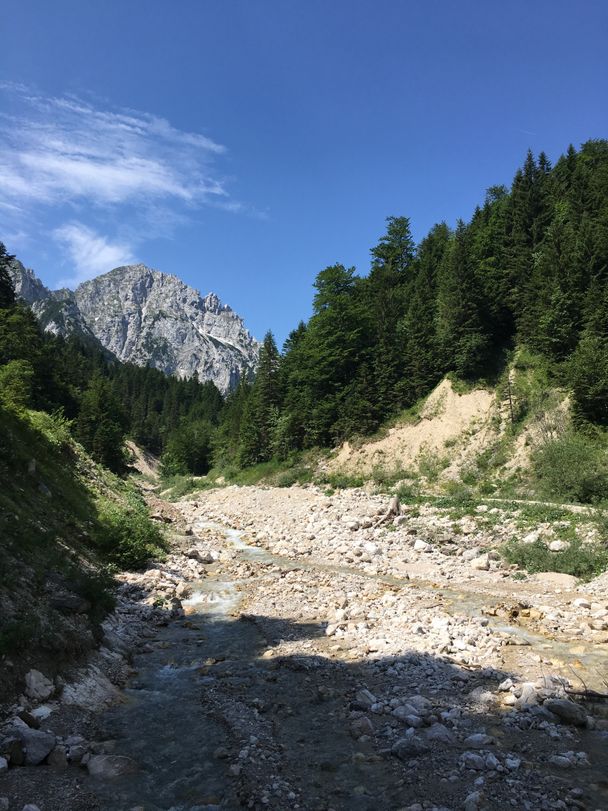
[414,539,431,552]
[24,669,54,701]
[548,540,569,552]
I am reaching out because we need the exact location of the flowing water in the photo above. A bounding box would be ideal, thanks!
[88,520,608,809]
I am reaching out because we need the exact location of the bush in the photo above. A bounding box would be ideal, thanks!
[532,432,608,503]
[318,472,365,489]
[94,499,167,569]
[0,359,34,410]
[502,537,608,581]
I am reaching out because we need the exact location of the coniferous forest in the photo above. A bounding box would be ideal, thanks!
[1,140,608,477]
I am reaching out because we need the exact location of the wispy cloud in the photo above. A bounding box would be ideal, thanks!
[54,222,136,286]
[0,83,261,284]
[0,85,228,209]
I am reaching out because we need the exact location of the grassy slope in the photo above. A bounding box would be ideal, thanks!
[0,407,165,696]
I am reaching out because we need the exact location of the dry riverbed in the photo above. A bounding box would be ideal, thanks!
[1,484,607,811]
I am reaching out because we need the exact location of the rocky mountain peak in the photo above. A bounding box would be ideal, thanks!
[9,262,260,393]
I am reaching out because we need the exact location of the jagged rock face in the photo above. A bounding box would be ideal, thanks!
[10,262,260,393]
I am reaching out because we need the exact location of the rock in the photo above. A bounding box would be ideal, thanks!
[573,597,591,609]
[470,554,490,571]
[15,728,56,765]
[464,733,495,748]
[22,806,42,811]
[0,735,25,765]
[61,665,121,710]
[0,757,7,773]
[0,798,8,811]
[47,745,68,769]
[461,751,486,770]
[391,736,430,761]
[24,669,54,701]
[413,539,431,553]
[354,688,377,709]
[425,723,455,743]
[187,548,215,564]
[350,716,374,738]
[548,540,569,552]
[544,699,587,727]
[50,592,90,613]
[549,755,572,769]
[17,710,40,729]
[10,263,260,394]
[534,572,578,590]
[463,791,485,811]
[87,754,139,779]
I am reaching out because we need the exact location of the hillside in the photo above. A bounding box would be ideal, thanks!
[0,407,166,700]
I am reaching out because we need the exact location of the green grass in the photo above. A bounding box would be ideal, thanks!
[501,537,608,580]
[0,405,164,661]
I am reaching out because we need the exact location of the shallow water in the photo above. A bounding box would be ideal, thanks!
[88,519,608,809]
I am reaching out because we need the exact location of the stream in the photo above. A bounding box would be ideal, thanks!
[87,520,608,810]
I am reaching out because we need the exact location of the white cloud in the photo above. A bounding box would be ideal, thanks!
[54,222,136,286]
[0,88,228,210]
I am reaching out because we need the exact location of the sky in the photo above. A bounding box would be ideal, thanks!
[1,1,607,345]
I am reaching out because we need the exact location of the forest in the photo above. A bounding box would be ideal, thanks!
[1,139,607,480]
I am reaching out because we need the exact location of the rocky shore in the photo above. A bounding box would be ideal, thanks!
[1,484,607,810]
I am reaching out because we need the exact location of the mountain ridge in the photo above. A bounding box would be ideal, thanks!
[9,261,260,392]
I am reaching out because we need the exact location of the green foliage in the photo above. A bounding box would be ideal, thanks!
[532,432,608,503]
[0,359,34,410]
[93,497,167,570]
[502,538,608,581]
[0,242,16,309]
[318,471,365,489]
[161,418,214,476]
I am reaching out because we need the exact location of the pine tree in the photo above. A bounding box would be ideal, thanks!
[0,243,15,309]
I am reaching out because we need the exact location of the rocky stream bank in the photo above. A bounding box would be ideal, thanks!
[1,484,607,810]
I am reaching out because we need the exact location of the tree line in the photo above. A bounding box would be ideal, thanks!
[1,139,607,477]
[218,140,608,468]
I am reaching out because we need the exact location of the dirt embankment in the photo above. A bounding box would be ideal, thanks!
[330,378,498,479]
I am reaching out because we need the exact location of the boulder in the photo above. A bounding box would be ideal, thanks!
[87,754,138,779]
[544,699,587,727]
[391,736,430,760]
[16,728,56,765]
[24,669,54,701]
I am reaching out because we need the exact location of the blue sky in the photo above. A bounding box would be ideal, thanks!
[1,1,607,345]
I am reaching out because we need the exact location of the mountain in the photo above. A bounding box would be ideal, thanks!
[9,262,260,392]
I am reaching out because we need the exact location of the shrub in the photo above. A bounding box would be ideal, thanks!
[0,359,34,410]
[532,432,608,503]
[94,500,167,569]
[502,537,608,581]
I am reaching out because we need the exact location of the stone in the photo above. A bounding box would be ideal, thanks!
[0,735,25,765]
[461,751,486,770]
[534,572,578,590]
[0,798,8,811]
[464,791,484,811]
[470,554,490,571]
[15,728,56,765]
[17,710,40,729]
[87,754,138,779]
[548,540,569,552]
[391,736,430,760]
[464,733,494,748]
[47,745,68,769]
[544,699,587,727]
[350,716,374,738]
[354,688,377,708]
[22,807,42,811]
[0,757,7,773]
[413,539,431,553]
[24,669,54,701]
[573,598,591,609]
[425,723,455,743]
